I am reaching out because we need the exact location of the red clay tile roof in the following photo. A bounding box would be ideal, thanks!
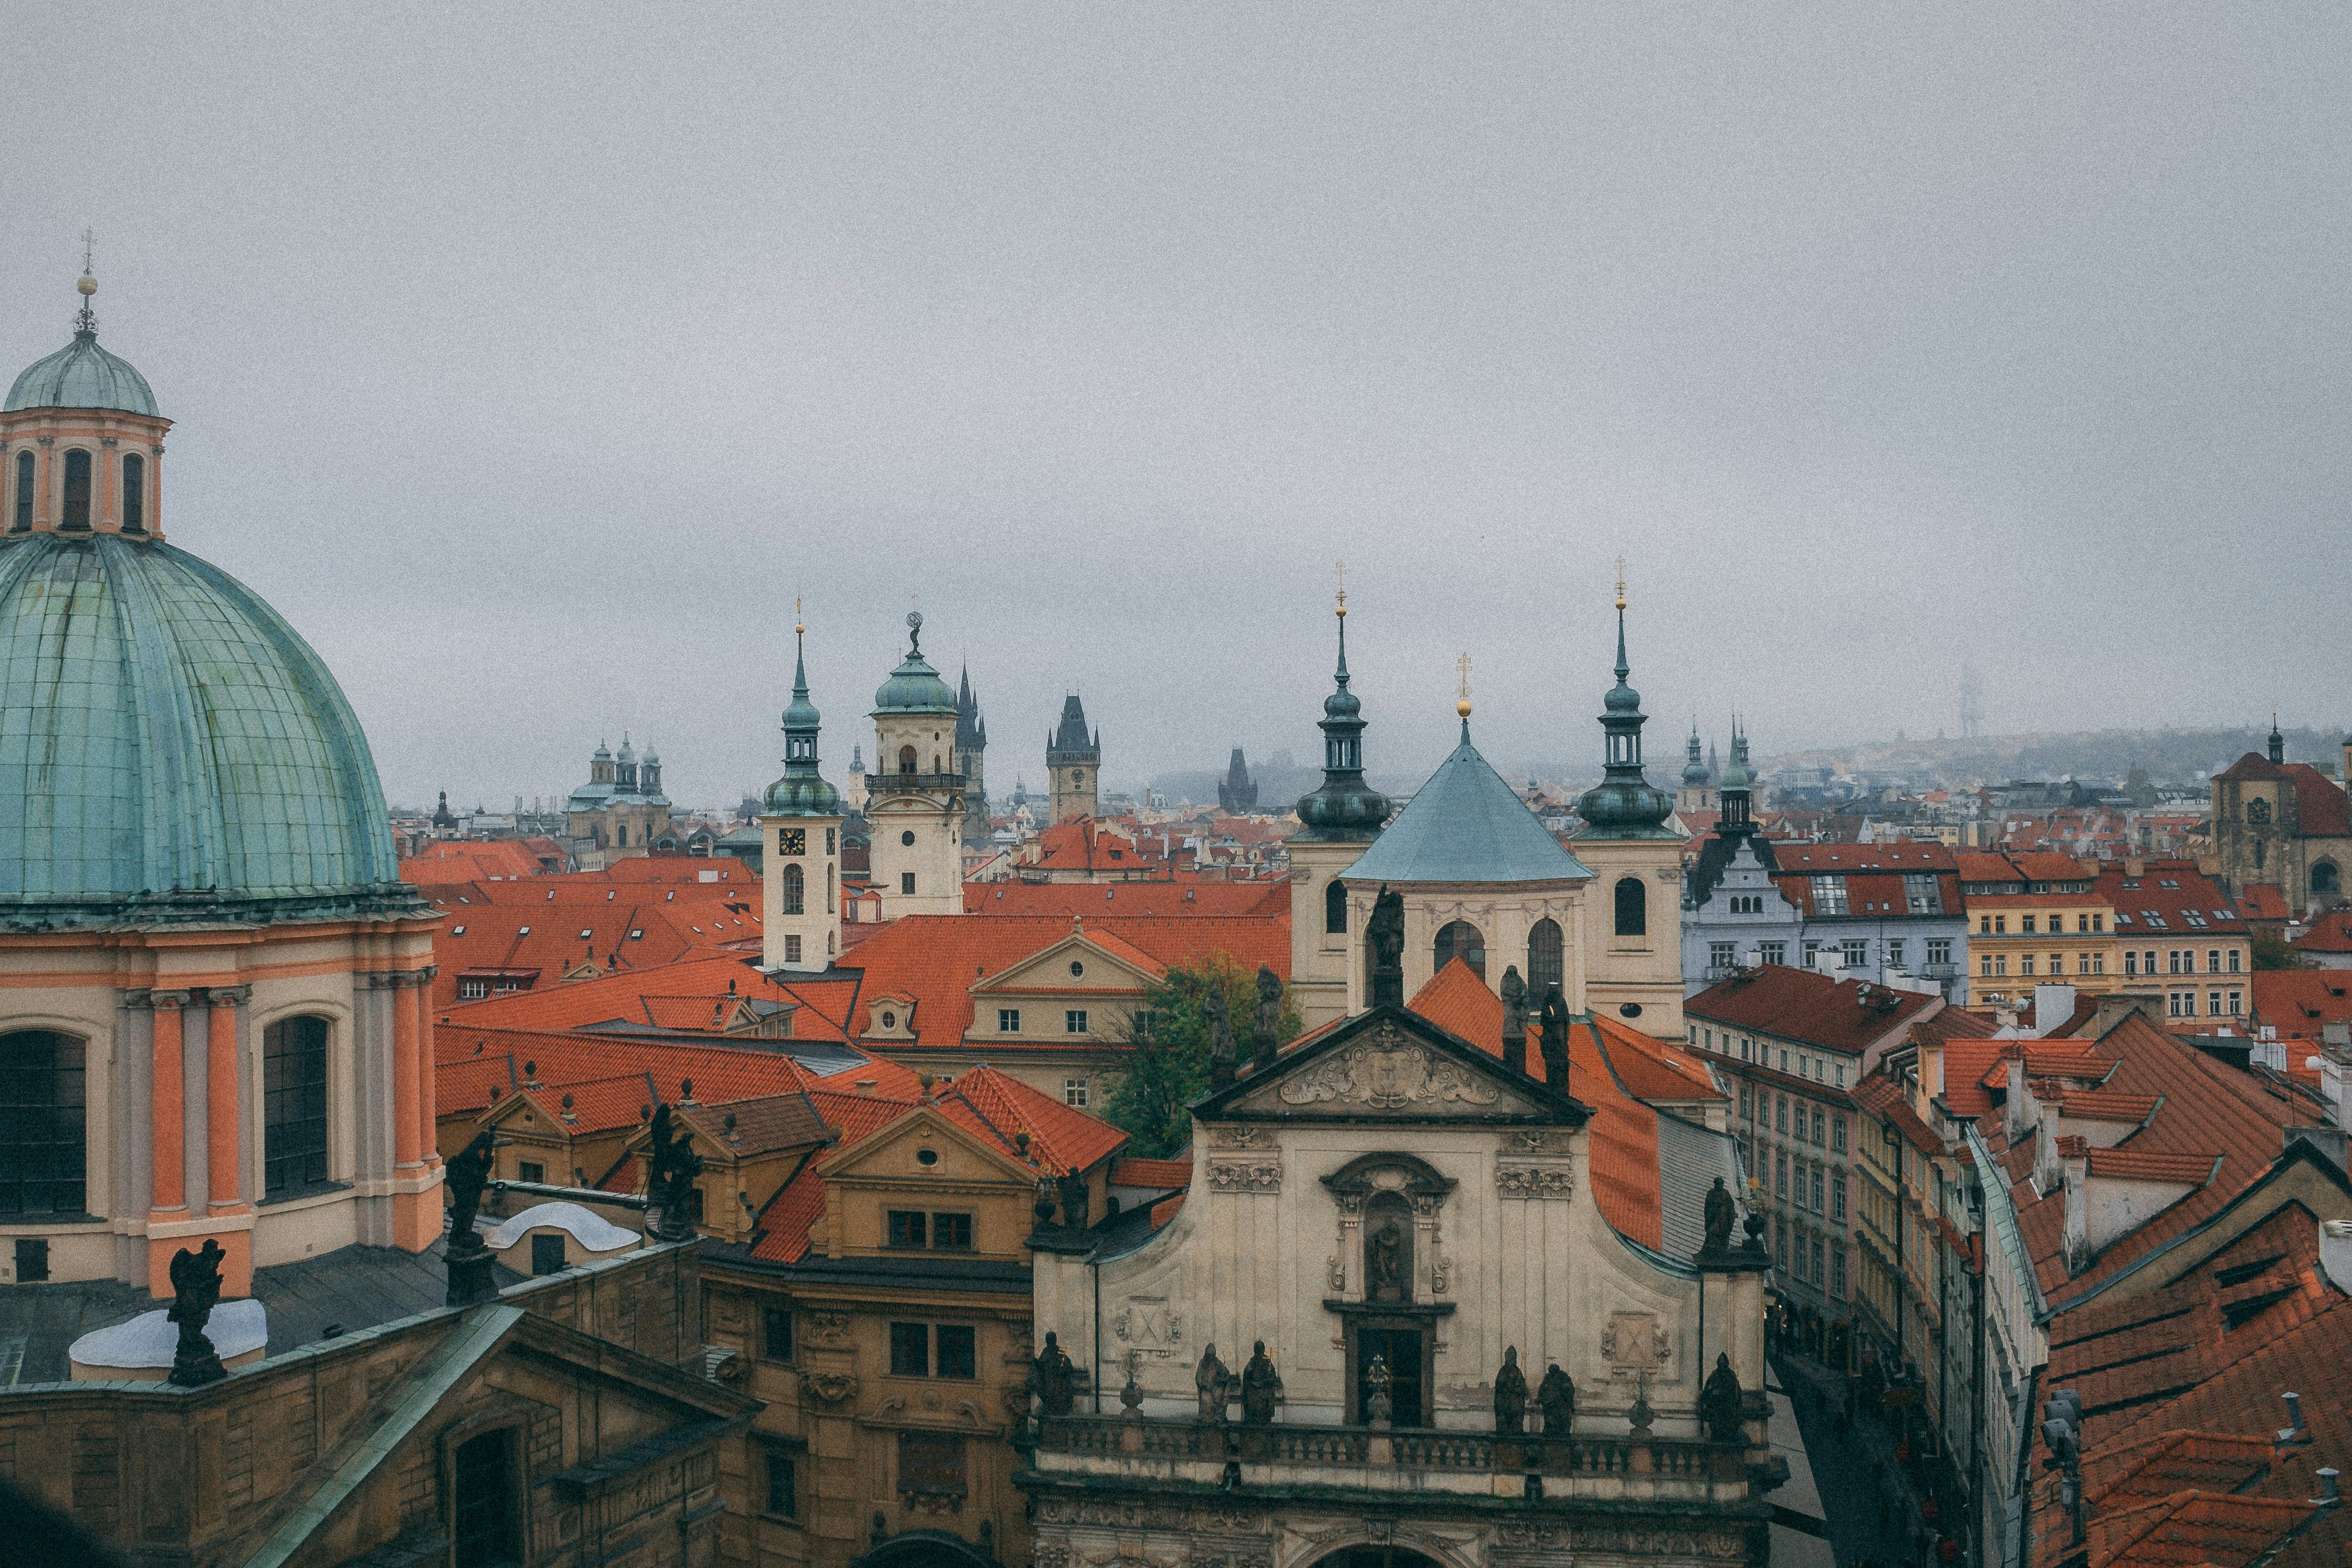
[436,956,859,1044]
[744,1066,1126,1264]
[2237,883,2292,922]
[2082,1148,2218,1184]
[1978,1015,2308,1309]
[1771,842,1959,870]
[402,839,549,882]
[2215,752,2285,783]
[2291,913,2352,955]
[2055,1090,2164,1125]
[433,1025,907,1128]
[1686,965,1939,1058]
[2282,764,2352,839]
[1110,1157,1193,1192]
[2250,971,2352,1043]
[837,913,1288,1049]
[1406,960,1663,1247]
[2101,861,2248,941]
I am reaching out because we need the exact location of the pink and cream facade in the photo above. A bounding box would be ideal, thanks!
[0,276,442,1296]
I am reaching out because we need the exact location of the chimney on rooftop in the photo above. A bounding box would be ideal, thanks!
[2057,1134,2090,1274]
[2281,1392,2310,1445]
[2004,1050,2032,1144]
[854,1079,877,1097]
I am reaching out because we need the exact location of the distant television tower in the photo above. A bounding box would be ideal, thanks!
[1959,663,1985,741]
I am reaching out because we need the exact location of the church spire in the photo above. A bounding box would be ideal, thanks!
[1295,582,1390,840]
[764,604,839,816]
[1575,566,1675,837]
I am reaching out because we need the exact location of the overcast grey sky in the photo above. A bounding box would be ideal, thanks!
[5,6,2346,809]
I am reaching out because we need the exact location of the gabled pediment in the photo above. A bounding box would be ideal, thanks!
[971,930,1161,997]
[1196,1006,1586,1125]
[818,1104,1038,1188]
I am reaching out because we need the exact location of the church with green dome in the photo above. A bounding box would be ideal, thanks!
[0,275,442,1296]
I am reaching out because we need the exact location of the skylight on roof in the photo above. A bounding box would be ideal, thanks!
[2142,911,2165,928]
[453,924,467,936]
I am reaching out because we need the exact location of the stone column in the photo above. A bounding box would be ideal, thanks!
[414,967,440,1165]
[388,970,445,1252]
[205,987,251,1214]
[392,974,422,1172]
[148,990,190,1218]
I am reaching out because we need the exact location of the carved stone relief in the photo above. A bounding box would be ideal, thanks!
[1207,1159,1282,1194]
[1601,1311,1674,1375]
[800,1369,859,1406]
[1279,1035,1502,1110]
[1206,1126,1276,1150]
[1111,1296,1183,1358]
[801,1311,854,1347]
[1493,1164,1575,1199]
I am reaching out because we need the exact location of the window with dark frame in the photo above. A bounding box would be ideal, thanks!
[451,1428,518,1568]
[931,1212,974,1249]
[889,1321,930,1377]
[11,451,30,530]
[0,1030,86,1216]
[61,449,90,528]
[889,1210,928,1248]
[518,1161,545,1184]
[1613,877,1646,937]
[764,1448,799,1518]
[263,1016,330,1197]
[1527,917,1564,995]
[121,452,144,531]
[764,1305,794,1361]
[935,1323,977,1379]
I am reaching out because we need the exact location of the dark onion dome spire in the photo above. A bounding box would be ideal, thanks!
[766,611,841,815]
[1715,720,1757,835]
[1574,576,1676,837]
[1295,588,1391,840]
[873,610,956,714]
[1682,722,1711,786]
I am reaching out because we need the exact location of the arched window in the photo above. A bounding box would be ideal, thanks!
[61,449,91,529]
[899,745,917,774]
[2315,862,2342,898]
[11,451,30,530]
[1614,876,1647,937]
[121,452,144,533]
[781,862,805,915]
[0,1030,86,1214]
[1325,880,1347,936]
[615,824,627,847]
[1433,920,1485,980]
[263,1016,330,1196]
[1527,918,1564,997]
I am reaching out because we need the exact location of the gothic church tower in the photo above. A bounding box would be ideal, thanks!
[1046,694,1100,824]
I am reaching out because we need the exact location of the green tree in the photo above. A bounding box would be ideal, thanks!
[1101,953,1302,1158]
[2251,927,2309,972]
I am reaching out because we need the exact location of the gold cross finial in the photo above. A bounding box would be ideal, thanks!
[81,229,95,275]
[1335,558,1346,617]
[1456,652,1473,720]
[1614,554,1627,612]
[795,593,804,637]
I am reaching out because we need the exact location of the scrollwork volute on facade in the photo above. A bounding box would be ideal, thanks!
[1493,1164,1575,1199]
[1205,1125,1275,1149]
[1207,1160,1282,1194]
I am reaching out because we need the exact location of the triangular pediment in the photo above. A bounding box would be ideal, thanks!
[971,931,1161,997]
[1197,1006,1586,1125]
[818,1104,1038,1188]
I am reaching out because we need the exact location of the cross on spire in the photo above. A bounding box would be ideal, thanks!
[81,228,95,275]
[1457,651,1472,703]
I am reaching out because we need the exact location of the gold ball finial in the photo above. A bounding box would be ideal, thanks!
[1456,696,1473,719]
[76,273,96,298]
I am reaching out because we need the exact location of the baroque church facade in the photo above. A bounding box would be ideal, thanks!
[565,735,673,867]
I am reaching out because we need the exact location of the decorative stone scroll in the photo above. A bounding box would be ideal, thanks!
[1207,1160,1282,1194]
[1494,1164,1574,1199]
[1278,1032,1501,1110]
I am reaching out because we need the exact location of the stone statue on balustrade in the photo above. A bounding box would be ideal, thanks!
[1493,1346,1528,1435]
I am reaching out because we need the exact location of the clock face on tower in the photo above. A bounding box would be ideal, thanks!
[779,829,807,857]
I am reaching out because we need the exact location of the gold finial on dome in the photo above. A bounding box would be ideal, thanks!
[1334,558,1347,618]
[1456,651,1473,719]
[795,593,805,637]
[1614,553,1627,612]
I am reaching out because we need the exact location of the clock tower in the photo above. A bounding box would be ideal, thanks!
[760,614,843,972]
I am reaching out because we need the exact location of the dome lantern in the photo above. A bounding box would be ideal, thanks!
[2,269,172,540]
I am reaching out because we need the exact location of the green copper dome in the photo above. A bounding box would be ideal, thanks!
[0,533,402,924]
[765,630,840,816]
[7,319,158,417]
[871,612,955,714]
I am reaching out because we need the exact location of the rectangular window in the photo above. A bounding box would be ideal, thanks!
[2020,955,2035,977]
[1803,940,1821,969]
[887,1210,928,1248]
[2207,949,2222,974]
[1887,939,1906,969]
[518,1160,545,1184]
[934,1324,977,1380]
[2229,989,2243,1015]
[2022,914,2038,935]
[1739,1085,1753,1118]
[1063,1077,1088,1107]
[2125,950,2139,976]
[1833,1116,1847,1154]
[262,1016,329,1197]
[900,872,916,895]
[1927,937,1951,966]
[763,1449,798,1519]
[1065,1009,1089,1034]
[1759,940,1787,966]
[1131,1010,1157,1038]
[997,1007,1021,1032]
[1811,1107,1825,1145]
[1709,941,1736,972]
[1793,1232,1809,1281]
[931,1212,974,1250]
[2208,990,2222,1016]
[531,1232,568,1276]
[1980,955,1994,977]
[1841,938,1867,968]
[763,1306,794,1362]
[1775,1095,1788,1133]
[1812,1166,1825,1213]
[1832,1245,1847,1299]
[13,1237,49,1282]
[1775,1150,1788,1198]
[458,977,489,1000]
[1832,1173,1847,1222]
[825,828,836,855]
[889,1321,930,1377]
[785,934,802,965]
[1812,1238,1826,1284]
[2230,948,2243,973]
